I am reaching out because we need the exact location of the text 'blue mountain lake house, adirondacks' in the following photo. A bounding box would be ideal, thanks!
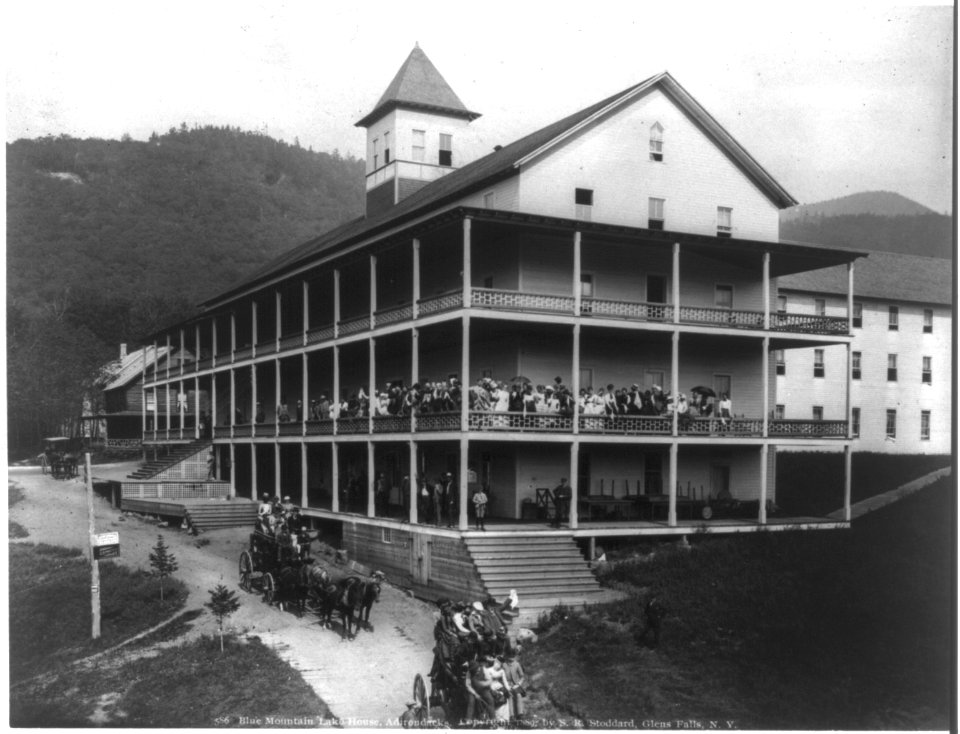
[132,46,864,609]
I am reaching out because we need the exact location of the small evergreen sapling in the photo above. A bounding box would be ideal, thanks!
[148,534,179,601]
[206,583,241,653]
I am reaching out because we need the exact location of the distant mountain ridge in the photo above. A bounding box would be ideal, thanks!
[781,191,937,220]
[779,192,953,260]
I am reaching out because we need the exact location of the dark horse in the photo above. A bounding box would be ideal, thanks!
[315,576,365,638]
[275,561,312,618]
[356,576,382,631]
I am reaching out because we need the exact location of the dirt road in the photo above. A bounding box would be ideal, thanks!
[8,465,438,725]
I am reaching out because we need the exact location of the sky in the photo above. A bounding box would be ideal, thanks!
[3,1,955,214]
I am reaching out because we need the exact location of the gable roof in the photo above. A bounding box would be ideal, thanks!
[202,71,799,309]
[778,250,952,306]
[356,45,481,128]
[101,345,171,391]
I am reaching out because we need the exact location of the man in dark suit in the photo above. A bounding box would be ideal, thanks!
[552,478,572,527]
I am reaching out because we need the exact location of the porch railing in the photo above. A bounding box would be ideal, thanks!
[306,324,335,345]
[417,291,463,317]
[679,416,764,436]
[470,410,574,432]
[277,421,303,436]
[769,419,847,437]
[213,426,231,439]
[579,414,672,434]
[233,346,253,362]
[678,305,765,329]
[336,416,369,434]
[305,419,334,435]
[197,357,213,371]
[772,313,849,335]
[338,315,369,336]
[279,333,303,351]
[415,411,460,432]
[374,304,414,327]
[372,415,412,433]
[581,298,673,321]
[472,288,576,315]
[233,424,252,438]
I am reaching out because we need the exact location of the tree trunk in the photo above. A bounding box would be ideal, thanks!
[219,623,224,653]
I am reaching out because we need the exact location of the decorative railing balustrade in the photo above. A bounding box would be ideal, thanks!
[254,422,277,438]
[374,304,414,327]
[106,438,143,448]
[278,422,303,436]
[305,419,334,435]
[306,324,335,345]
[233,425,253,438]
[772,313,849,335]
[233,346,253,362]
[415,412,460,432]
[197,357,213,371]
[678,305,765,329]
[579,414,672,434]
[418,291,463,316]
[338,315,370,336]
[679,416,764,436]
[768,419,847,437]
[469,410,574,432]
[336,416,369,434]
[581,298,673,321]
[213,426,231,439]
[472,288,576,315]
[182,361,198,375]
[372,415,412,433]
[279,333,303,351]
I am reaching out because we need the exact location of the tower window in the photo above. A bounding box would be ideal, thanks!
[439,133,453,166]
[649,122,664,162]
[717,206,732,237]
[648,197,665,230]
[412,129,425,162]
[575,188,593,220]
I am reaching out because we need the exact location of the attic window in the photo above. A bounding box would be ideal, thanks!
[575,188,593,220]
[717,206,732,237]
[649,122,664,162]
[439,134,453,167]
[648,197,665,230]
[412,129,425,162]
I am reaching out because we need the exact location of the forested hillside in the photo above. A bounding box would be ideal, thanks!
[6,126,365,451]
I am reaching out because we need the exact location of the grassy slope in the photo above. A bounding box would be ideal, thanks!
[525,477,954,729]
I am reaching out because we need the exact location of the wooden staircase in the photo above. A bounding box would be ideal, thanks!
[127,440,209,479]
[464,534,622,627]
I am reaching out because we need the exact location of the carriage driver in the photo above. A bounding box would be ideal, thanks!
[257,494,273,531]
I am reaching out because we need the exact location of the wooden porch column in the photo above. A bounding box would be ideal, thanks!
[212,319,218,368]
[165,384,171,438]
[569,441,579,529]
[367,440,375,518]
[251,364,258,437]
[230,368,236,432]
[331,443,340,513]
[369,339,377,434]
[409,440,418,524]
[333,269,341,338]
[332,345,340,431]
[411,328,419,433]
[573,230,582,315]
[370,254,377,329]
[671,332,679,437]
[302,353,309,435]
[458,437,469,531]
[847,261,855,332]
[462,217,472,308]
[672,242,680,325]
[251,443,258,500]
[275,443,281,499]
[846,343,853,439]
[230,312,236,363]
[301,444,308,509]
[412,238,421,319]
[195,323,200,374]
[179,329,185,376]
[251,301,258,357]
[275,357,282,435]
[165,334,171,379]
[668,443,678,527]
[762,251,771,330]
[275,290,282,351]
[141,347,147,437]
[843,444,852,522]
[193,376,200,439]
[759,444,768,524]
[572,324,581,435]
[461,316,471,432]
[303,279,310,341]
[762,336,770,438]
[229,443,236,499]
[211,374,217,437]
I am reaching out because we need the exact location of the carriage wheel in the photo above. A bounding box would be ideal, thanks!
[413,674,428,724]
[262,572,275,604]
[239,551,253,592]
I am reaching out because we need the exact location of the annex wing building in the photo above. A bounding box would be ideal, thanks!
[134,47,866,610]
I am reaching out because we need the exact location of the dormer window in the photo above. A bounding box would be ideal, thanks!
[575,188,593,220]
[412,129,425,162]
[648,197,665,230]
[384,131,391,164]
[649,122,664,162]
[717,206,732,237]
[439,134,453,166]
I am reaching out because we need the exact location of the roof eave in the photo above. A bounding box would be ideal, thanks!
[355,100,482,128]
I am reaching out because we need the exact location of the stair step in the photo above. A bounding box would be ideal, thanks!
[471,556,588,568]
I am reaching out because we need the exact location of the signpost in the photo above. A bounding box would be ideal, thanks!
[86,452,101,640]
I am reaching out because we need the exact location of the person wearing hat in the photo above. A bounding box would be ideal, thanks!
[471,485,488,531]
[257,493,273,530]
[551,478,572,527]
[281,495,295,514]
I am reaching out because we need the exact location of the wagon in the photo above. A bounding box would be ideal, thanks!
[238,530,294,603]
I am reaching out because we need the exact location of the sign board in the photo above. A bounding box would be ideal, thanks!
[92,532,120,559]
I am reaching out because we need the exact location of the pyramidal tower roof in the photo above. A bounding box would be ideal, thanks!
[356,44,481,127]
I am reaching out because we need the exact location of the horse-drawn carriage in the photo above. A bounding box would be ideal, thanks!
[39,437,80,479]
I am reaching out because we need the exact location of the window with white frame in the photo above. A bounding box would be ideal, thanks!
[852,351,861,380]
[717,206,733,237]
[887,354,898,381]
[580,273,594,298]
[439,133,453,166]
[922,356,932,384]
[774,404,785,420]
[815,298,826,317]
[775,349,785,375]
[483,191,496,209]
[853,302,863,328]
[888,305,899,330]
[146,391,157,411]
[649,122,664,162]
[813,405,824,421]
[920,410,931,440]
[575,188,594,221]
[923,309,933,333]
[383,131,391,164]
[372,137,379,169]
[713,374,731,399]
[813,349,825,378]
[777,295,788,314]
[648,197,665,230]
[412,129,425,162]
[715,284,733,309]
[886,409,897,439]
[851,407,860,437]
